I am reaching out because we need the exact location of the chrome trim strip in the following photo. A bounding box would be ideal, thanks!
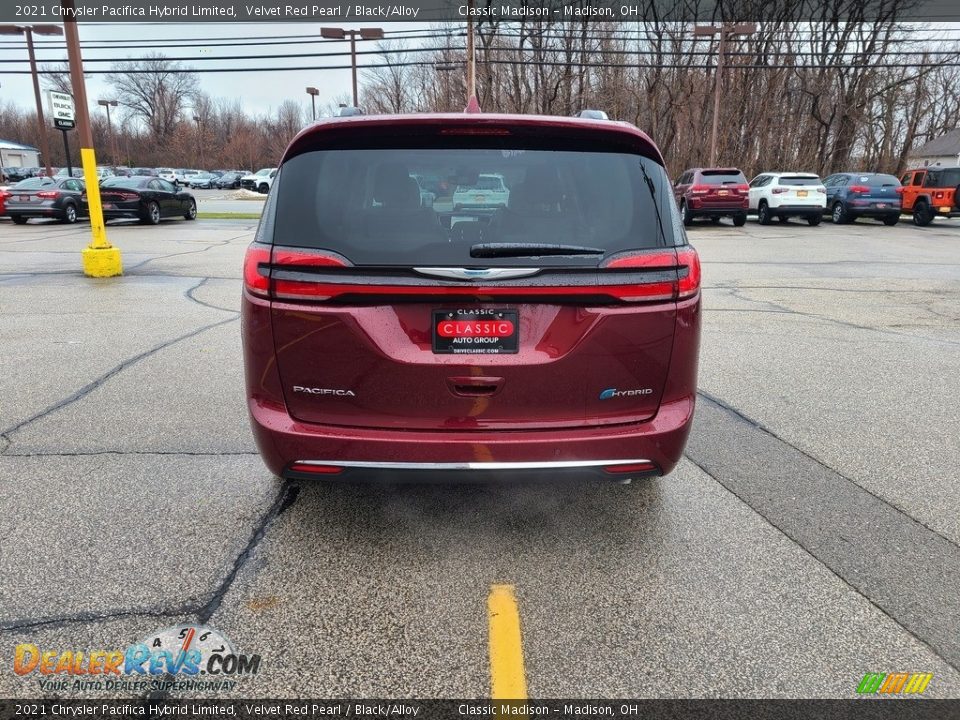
[292,459,653,471]
[412,267,541,281]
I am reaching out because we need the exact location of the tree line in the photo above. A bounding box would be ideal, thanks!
[0,16,958,177]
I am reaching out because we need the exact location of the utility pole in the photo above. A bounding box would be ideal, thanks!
[0,23,62,177]
[694,22,757,167]
[466,0,477,106]
[98,99,118,165]
[320,27,384,107]
[306,86,319,121]
[62,0,121,277]
[193,115,205,169]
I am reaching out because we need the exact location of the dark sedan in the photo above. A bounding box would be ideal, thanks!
[214,171,244,189]
[99,176,197,224]
[6,176,87,224]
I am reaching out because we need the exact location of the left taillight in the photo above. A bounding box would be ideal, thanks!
[243,244,272,299]
[244,245,352,301]
[600,247,701,301]
[36,190,60,199]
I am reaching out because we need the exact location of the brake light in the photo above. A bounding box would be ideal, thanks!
[894,187,906,194]
[690,185,709,194]
[439,127,511,136]
[36,190,60,198]
[772,187,788,194]
[849,185,870,193]
[243,244,271,298]
[676,246,701,299]
[601,250,677,269]
[735,184,749,193]
[272,248,351,268]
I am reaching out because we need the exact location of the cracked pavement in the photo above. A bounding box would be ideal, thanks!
[0,215,958,698]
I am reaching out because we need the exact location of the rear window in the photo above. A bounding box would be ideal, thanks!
[699,170,745,185]
[14,177,55,189]
[271,145,678,266]
[103,177,148,188]
[778,176,820,186]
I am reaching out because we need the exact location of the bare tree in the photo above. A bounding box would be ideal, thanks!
[105,53,199,142]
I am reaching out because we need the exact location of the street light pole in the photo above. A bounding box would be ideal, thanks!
[694,22,757,167]
[62,0,121,277]
[320,27,384,107]
[306,86,319,121]
[98,99,118,165]
[0,23,62,177]
[466,0,476,103]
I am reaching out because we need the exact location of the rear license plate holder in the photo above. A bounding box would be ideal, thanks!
[433,309,519,354]
[797,190,808,197]
[718,190,729,196]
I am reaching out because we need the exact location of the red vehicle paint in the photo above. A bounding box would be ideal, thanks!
[242,113,701,483]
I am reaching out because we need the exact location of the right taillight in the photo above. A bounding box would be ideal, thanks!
[895,187,906,194]
[849,185,870,193]
[676,246,701,300]
[600,247,701,301]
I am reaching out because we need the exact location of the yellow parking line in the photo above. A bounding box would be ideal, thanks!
[488,584,528,700]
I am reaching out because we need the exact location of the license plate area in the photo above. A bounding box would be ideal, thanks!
[433,309,519,354]
[797,190,808,197]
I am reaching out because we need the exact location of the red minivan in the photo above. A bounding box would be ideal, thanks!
[242,112,701,483]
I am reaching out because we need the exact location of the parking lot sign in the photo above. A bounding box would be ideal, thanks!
[47,90,75,129]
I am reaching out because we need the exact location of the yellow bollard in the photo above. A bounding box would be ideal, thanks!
[79,147,122,277]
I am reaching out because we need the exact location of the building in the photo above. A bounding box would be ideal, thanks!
[0,139,41,169]
[908,129,960,168]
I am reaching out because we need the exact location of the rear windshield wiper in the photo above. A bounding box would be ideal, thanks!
[470,243,605,258]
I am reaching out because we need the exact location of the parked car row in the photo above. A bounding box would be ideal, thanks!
[674,165,960,227]
[0,173,197,225]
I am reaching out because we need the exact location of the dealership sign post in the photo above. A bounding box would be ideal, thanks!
[47,90,76,177]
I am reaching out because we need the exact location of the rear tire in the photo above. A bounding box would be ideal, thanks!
[184,199,197,221]
[882,215,899,226]
[757,201,772,225]
[681,200,693,227]
[141,201,161,225]
[832,201,850,224]
[807,214,822,226]
[12,215,27,225]
[733,213,747,227]
[62,203,77,224]
[912,201,933,227]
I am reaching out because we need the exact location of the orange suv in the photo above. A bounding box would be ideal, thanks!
[899,167,960,226]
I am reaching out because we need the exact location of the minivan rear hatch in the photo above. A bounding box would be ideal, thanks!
[258,117,694,431]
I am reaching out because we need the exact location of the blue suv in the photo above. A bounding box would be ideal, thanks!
[823,172,902,225]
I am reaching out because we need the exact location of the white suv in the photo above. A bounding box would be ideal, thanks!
[748,172,826,226]
[240,168,277,194]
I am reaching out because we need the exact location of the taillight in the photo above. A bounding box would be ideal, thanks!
[604,462,658,474]
[243,244,271,298]
[816,186,826,193]
[894,187,906,195]
[676,246,701,300]
[849,185,869,193]
[690,185,709,194]
[735,184,749,193]
[36,190,60,199]
[288,462,343,475]
[245,246,352,301]
[772,187,788,194]
[600,247,700,301]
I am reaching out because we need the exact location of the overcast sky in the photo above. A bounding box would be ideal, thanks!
[0,22,435,121]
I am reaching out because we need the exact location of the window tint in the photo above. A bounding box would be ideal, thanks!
[102,177,149,189]
[158,179,177,192]
[699,170,746,185]
[147,180,162,190]
[271,146,678,266]
[912,172,926,186]
[930,168,960,186]
[749,175,768,187]
[778,176,820,186]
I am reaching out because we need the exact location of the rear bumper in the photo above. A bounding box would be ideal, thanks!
[766,204,824,215]
[688,200,747,215]
[849,200,901,215]
[249,394,695,482]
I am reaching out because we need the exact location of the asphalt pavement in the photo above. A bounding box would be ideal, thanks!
[0,212,958,699]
